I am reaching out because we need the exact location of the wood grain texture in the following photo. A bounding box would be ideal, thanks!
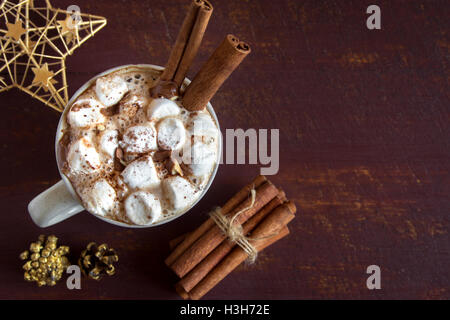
[0,0,448,299]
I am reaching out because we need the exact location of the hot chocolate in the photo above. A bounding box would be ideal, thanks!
[58,66,220,226]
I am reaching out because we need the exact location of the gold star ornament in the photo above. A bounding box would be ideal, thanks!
[32,63,56,91]
[0,0,107,112]
[5,20,26,41]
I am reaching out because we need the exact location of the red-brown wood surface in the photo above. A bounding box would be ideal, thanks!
[0,0,448,299]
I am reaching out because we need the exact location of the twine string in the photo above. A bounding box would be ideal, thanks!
[209,187,280,264]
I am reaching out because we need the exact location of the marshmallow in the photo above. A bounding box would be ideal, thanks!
[120,125,157,153]
[163,176,197,211]
[188,141,217,176]
[157,117,186,150]
[121,156,160,189]
[67,98,105,128]
[84,179,116,216]
[67,137,101,174]
[147,98,180,121]
[95,76,128,107]
[99,130,118,157]
[124,191,162,225]
[188,113,218,139]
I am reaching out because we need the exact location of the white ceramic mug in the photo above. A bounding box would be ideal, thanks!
[28,64,221,228]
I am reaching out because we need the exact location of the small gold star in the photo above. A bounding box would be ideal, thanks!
[31,63,57,91]
[5,20,27,42]
[57,16,79,35]
[57,16,80,45]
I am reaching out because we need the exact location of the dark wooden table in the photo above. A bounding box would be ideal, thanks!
[0,0,448,299]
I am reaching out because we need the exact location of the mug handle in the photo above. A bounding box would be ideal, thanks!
[28,180,85,228]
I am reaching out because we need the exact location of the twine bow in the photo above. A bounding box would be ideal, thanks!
[209,188,259,263]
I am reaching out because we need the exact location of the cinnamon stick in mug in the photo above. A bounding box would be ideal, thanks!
[186,202,296,300]
[153,0,213,98]
[169,181,279,278]
[177,190,287,292]
[173,2,213,87]
[165,175,267,266]
[182,34,251,111]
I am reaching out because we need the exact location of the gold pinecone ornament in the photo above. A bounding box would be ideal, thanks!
[20,235,70,287]
[79,242,118,280]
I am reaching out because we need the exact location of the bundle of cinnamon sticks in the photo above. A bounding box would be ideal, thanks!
[151,0,251,111]
[165,175,297,300]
